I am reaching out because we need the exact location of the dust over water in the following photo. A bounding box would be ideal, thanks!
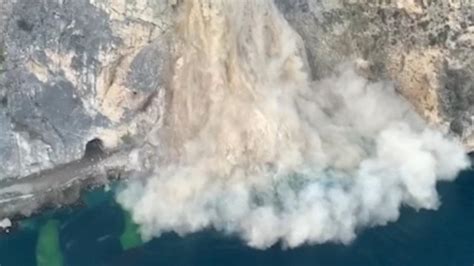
[117,0,469,249]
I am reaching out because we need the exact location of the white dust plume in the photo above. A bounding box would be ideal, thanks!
[117,0,469,249]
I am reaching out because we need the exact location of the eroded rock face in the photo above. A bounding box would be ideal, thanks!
[0,0,171,180]
[275,0,474,149]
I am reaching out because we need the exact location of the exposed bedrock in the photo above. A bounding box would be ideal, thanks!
[0,0,171,182]
[275,0,474,149]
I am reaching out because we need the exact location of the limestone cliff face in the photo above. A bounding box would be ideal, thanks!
[275,0,474,150]
[0,0,172,180]
[0,0,472,191]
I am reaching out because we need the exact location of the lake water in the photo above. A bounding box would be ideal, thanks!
[1,169,473,266]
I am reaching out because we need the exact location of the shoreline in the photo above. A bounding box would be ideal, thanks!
[1,152,473,235]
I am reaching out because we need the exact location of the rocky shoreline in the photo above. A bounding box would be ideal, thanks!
[0,141,132,220]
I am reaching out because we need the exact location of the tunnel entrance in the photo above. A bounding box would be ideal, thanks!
[84,138,105,160]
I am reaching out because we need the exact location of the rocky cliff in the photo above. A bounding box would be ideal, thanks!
[0,0,472,217]
[275,0,474,148]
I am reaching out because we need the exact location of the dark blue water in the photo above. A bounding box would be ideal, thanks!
[1,170,474,266]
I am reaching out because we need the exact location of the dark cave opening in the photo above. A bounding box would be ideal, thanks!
[84,138,105,160]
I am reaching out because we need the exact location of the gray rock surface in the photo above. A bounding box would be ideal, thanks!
[275,0,474,149]
[0,0,170,182]
[0,0,472,217]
